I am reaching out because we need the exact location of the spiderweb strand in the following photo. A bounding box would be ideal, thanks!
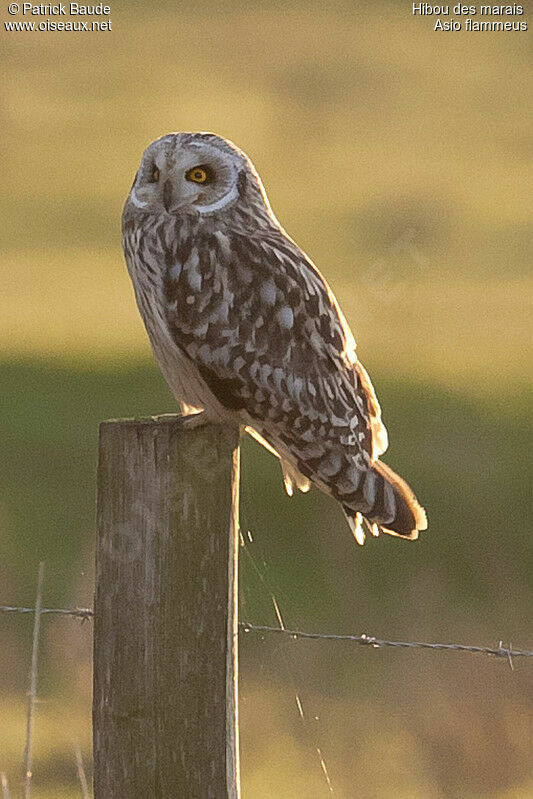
[1,606,531,660]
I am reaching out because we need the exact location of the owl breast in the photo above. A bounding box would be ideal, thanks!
[122,213,234,420]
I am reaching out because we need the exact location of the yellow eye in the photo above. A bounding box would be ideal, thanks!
[186,165,213,185]
[150,165,160,183]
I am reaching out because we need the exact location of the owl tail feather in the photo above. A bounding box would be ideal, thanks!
[343,460,427,545]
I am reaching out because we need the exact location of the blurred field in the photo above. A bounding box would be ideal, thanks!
[1,3,532,386]
[1,249,531,398]
[0,362,530,797]
[1,1,532,797]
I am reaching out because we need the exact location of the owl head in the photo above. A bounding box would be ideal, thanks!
[126,132,273,219]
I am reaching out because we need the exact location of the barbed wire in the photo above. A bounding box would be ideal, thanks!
[241,623,533,663]
[0,606,94,621]
[1,605,531,662]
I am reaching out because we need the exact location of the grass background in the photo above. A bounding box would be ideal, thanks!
[1,1,532,796]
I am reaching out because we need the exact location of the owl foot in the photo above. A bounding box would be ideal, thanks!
[176,411,209,430]
[148,411,209,430]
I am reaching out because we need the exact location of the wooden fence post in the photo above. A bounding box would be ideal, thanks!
[93,416,241,799]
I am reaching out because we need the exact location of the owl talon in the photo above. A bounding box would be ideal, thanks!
[176,411,209,431]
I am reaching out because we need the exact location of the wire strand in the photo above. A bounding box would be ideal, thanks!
[1,605,531,660]
[241,623,533,660]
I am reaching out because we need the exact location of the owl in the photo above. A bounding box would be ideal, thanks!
[122,132,427,544]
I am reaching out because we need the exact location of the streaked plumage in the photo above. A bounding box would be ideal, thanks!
[122,132,427,543]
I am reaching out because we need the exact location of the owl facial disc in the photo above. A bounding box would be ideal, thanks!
[128,132,253,216]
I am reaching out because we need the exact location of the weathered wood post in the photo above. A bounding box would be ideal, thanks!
[93,416,240,798]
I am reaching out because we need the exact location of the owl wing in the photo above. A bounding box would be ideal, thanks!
[164,224,429,539]
[163,224,387,462]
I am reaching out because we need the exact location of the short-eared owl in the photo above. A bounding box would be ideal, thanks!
[122,132,427,543]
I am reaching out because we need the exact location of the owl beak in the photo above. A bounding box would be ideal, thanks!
[162,180,174,213]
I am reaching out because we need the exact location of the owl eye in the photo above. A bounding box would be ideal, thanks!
[149,165,160,183]
[186,165,214,185]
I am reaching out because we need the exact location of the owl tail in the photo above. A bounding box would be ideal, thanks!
[343,460,427,544]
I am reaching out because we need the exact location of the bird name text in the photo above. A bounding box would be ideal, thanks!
[412,3,524,13]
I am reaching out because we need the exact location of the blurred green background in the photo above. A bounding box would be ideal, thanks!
[1,1,531,796]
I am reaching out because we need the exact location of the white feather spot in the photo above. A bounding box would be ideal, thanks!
[192,322,209,337]
[310,331,323,351]
[211,346,231,368]
[214,230,232,259]
[276,306,294,329]
[363,471,377,508]
[197,344,212,362]
[130,188,148,208]
[186,269,202,291]
[260,281,277,306]
[273,367,284,390]
[319,451,343,477]
[185,250,202,291]
[293,377,304,399]
[260,364,272,383]
[185,249,199,268]
[340,433,357,447]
